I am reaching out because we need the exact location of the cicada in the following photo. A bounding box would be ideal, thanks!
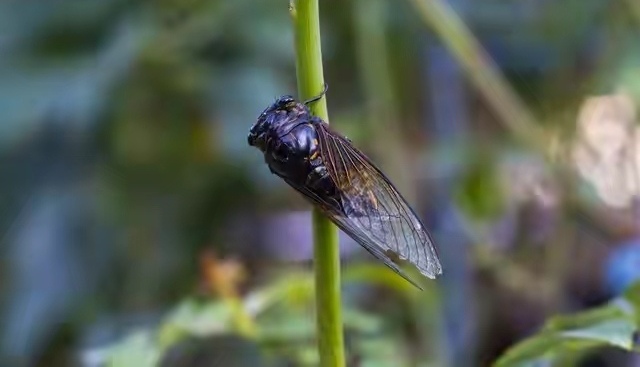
[247,85,442,289]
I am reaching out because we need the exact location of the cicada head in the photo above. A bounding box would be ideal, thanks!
[248,95,310,152]
[248,85,327,152]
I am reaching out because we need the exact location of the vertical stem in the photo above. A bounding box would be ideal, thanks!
[311,210,344,366]
[290,1,345,366]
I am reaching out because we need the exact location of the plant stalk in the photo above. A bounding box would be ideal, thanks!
[290,1,345,366]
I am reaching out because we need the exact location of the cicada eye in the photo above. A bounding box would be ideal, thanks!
[275,95,296,109]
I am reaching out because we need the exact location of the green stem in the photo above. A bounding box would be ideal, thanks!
[290,1,345,366]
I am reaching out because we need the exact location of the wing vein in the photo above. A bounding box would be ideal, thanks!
[313,122,442,281]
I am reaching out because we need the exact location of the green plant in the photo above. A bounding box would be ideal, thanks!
[89,263,442,367]
[495,282,640,366]
[290,1,345,366]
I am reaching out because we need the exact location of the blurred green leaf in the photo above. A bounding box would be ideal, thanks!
[25,0,125,59]
[258,300,383,341]
[259,310,316,341]
[159,335,271,367]
[343,262,426,296]
[623,281,640,326]
[454,150,505,221]
[296,345,320,366]
[96,266,443,366]
[158,298,233,348]
[342,308,383,334]
[612,43,640,101]
[103,330,161,367]
[245,271,314,316]
[355,336,411,367]
[494,298,638,367]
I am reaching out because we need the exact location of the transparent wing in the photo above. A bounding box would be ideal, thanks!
[315,121,442,280]
[282,177,424,289]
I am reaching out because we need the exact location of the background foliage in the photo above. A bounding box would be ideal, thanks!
[1,0,640,366]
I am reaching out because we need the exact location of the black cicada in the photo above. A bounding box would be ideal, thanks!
[247,85,442,289]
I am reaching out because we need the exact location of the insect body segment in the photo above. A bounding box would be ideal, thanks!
[248,89,442,289]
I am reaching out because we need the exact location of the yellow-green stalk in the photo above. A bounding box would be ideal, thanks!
[289,1,345,366]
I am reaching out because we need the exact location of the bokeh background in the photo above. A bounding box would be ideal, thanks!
[2,0,640,366]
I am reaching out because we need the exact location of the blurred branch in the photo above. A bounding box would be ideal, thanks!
[473,237,560,305]
[407,0,638,237]
[290,1,345,366]
[622,0,640,24]
[353,0,415,202]
[406,0,640,308]
[407,0,548,153]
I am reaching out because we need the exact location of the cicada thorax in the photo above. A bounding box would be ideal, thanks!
[261,121,342,212]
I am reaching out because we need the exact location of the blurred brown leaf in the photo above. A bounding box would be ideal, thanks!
[200,250,246,299]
